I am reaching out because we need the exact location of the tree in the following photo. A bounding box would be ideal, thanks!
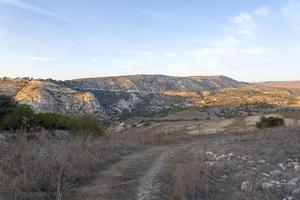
[1,105,35,131]
[0,95,16,122]
[72,113,105,137]
[36,113,71,131]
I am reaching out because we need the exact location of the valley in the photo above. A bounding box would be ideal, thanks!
[1,75,300,200]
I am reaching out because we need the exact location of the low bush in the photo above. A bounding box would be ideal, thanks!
[256,116,284,129]
[0,95,16,123]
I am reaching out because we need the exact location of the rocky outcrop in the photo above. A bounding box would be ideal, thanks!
[14,80,105,116]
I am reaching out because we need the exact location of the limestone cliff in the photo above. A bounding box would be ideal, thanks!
[14,80,105,116]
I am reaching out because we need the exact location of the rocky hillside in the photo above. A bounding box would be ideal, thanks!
[65,75,247,92]
[0,77,30,96]
[0,79,105,116]
[2,75,300,120]
[165,85,300,107]
[255,81,300,89]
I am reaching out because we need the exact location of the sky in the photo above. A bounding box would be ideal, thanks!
[0,0,300,81]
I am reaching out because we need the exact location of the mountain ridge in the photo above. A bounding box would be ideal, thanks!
[65,74,247,93]
[2,75,300,120]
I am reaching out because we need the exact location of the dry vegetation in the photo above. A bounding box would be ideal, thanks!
[0,131,152,200]
[170,128,300,200]
[2,113,300,200]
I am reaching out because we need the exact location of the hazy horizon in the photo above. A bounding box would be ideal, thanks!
[1,0,300,81]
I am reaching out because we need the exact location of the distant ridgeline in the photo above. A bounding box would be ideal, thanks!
[1,75,300,119]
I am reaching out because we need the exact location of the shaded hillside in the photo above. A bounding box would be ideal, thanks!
[65,75,247,93]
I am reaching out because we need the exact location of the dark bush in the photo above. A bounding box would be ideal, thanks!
[1,104,36,131]
[36,113,72,131]
[256,116,284,129]
[71,113,105,137]
[0,95,16,123]
[0,100,105,136]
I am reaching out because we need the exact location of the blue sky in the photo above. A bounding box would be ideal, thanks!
[0,0,300,81]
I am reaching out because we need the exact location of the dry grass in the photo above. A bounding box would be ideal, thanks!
[170,128,300,200]
[0,125,174,200]
[0,130,150,200]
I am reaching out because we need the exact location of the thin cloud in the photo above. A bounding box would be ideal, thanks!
[282,1,300,21]
[162,52,177,57]
[230,13,257,37]
[0,0,71,22]
[121,50,155,60]
[141,10,175,22]
[91,58,99,63]
[26,56,55,62]
[254,6,271,16]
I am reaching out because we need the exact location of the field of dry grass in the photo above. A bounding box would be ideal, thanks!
[0,131,153,200]
[170,128,300,200]
[1,120,300,200]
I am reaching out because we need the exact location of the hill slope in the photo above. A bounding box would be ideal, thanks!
[65,75,247,92]
[0,79,105,116]
[255,81,300,89]
[3,75,300,120]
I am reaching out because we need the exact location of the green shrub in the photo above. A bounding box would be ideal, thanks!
[36,113,72,131]
[256,116,284,129]
[72,113,105,137]
[0,95,16,123]
[1,105,35,131]
[0,100,105,135]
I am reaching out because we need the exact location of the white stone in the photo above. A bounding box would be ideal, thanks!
[270,170,283,176]
[241,181,253,192]
[292,188,300,195]
[258,160,266,164]
[278,163,286,171]
[288,177,300,185]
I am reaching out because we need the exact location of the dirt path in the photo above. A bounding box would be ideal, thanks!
[72,129,300,200]
[73,146,173,200]
[72,137,208,200]
[136,150,171,200]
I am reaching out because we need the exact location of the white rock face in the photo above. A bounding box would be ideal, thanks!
[65,75,247,93]
[14,80,105,117]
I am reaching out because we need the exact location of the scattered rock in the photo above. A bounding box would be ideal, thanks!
[206,151,214,156]
[278,163,286,171]
[262,173,270,177]
[288,177,300,185]
[241,181,253,192]
[263,182,274,190]
[205,161,215,166]
[292,188,300,195]
[262,181,281,190]
[242,155,252,160]
[270,170,283,176]
[258,160,266,164]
